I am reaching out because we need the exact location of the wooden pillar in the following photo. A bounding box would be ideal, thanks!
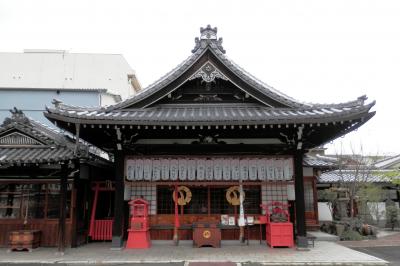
[58,163,68,253]
[70,161,79,248]
[294,151,308,248]
[111,151,125,249]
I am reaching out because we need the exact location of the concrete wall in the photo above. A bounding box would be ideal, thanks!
[0,89,100,125]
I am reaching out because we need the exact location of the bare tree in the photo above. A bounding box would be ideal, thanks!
[334,143,378,220]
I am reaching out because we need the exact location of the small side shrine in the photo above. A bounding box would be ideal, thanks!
[45,25,375,248]
[0,109,111,250]
[126,198,151,249]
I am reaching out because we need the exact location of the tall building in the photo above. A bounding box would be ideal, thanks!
[0,49,141,124]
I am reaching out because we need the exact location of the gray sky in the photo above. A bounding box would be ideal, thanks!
[1,0,399,155]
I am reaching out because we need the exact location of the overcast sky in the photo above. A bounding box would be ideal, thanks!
[1,0,399,155]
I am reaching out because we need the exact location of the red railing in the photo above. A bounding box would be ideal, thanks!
[91,219,113,241]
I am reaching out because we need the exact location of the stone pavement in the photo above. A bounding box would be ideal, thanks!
[340,231,400,248]
[0,240,388,265]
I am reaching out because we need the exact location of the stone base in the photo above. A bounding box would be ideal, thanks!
[111,236,124,249]
[296,236,308,248]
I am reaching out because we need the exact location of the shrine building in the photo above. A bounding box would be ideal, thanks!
[44,25,375,248]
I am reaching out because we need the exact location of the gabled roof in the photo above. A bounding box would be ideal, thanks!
[108,26,309,110]
[0,108,77,165]
[44,26,376,151]
[46,26,375,124]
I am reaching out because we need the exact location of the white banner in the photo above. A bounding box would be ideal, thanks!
[257,158,266,181]
[205,160,214,180]
[222,159,231,180]
[135,159,144,180]
[143,159,152,180]
[239,159,249,180]
[197,159,205,180]
[178,159,187,180]
[161,159,170,181]
[214,159,223,180]
[125,157,294,181]
[231,159,240,180]
[152,159,161,181]
[170,159,179,180]
[187,159,197,181]
[127,160,135,180]
[249,159,258,181]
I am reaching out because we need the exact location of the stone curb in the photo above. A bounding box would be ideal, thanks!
[0,260,389,266]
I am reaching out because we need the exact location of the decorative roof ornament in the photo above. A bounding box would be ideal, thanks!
[2,107,30,126]
[189,61,228,83]
[192,25,226,54]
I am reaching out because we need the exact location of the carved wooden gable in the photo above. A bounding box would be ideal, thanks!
[153,60,261,105]
[0,131,45,146]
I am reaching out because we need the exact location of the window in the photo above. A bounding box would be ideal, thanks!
[304,180,314,212]
[0,182,72,219]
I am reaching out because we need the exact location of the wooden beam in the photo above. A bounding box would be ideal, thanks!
[111,151,125,249]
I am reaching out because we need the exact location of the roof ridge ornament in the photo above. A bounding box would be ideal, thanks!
[192,25,226,54]
[2,107,30,126]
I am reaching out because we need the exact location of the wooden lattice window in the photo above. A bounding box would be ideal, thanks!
[156,185,261,215]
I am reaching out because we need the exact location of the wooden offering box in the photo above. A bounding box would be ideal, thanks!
[192,222,221,248]
[266,222,294,248]
[261,202,294,248]
[8,230,41,252]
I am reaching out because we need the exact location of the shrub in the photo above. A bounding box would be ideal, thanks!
[340,230,364,241]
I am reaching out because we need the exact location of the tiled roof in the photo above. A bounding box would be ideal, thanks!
[303,155,336,169]
[0,147,74,165]
[0,109,85,166]
[46,102,375,126]
[374,154,400,169]
[45,26,375,128]
[319,170,399,183]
